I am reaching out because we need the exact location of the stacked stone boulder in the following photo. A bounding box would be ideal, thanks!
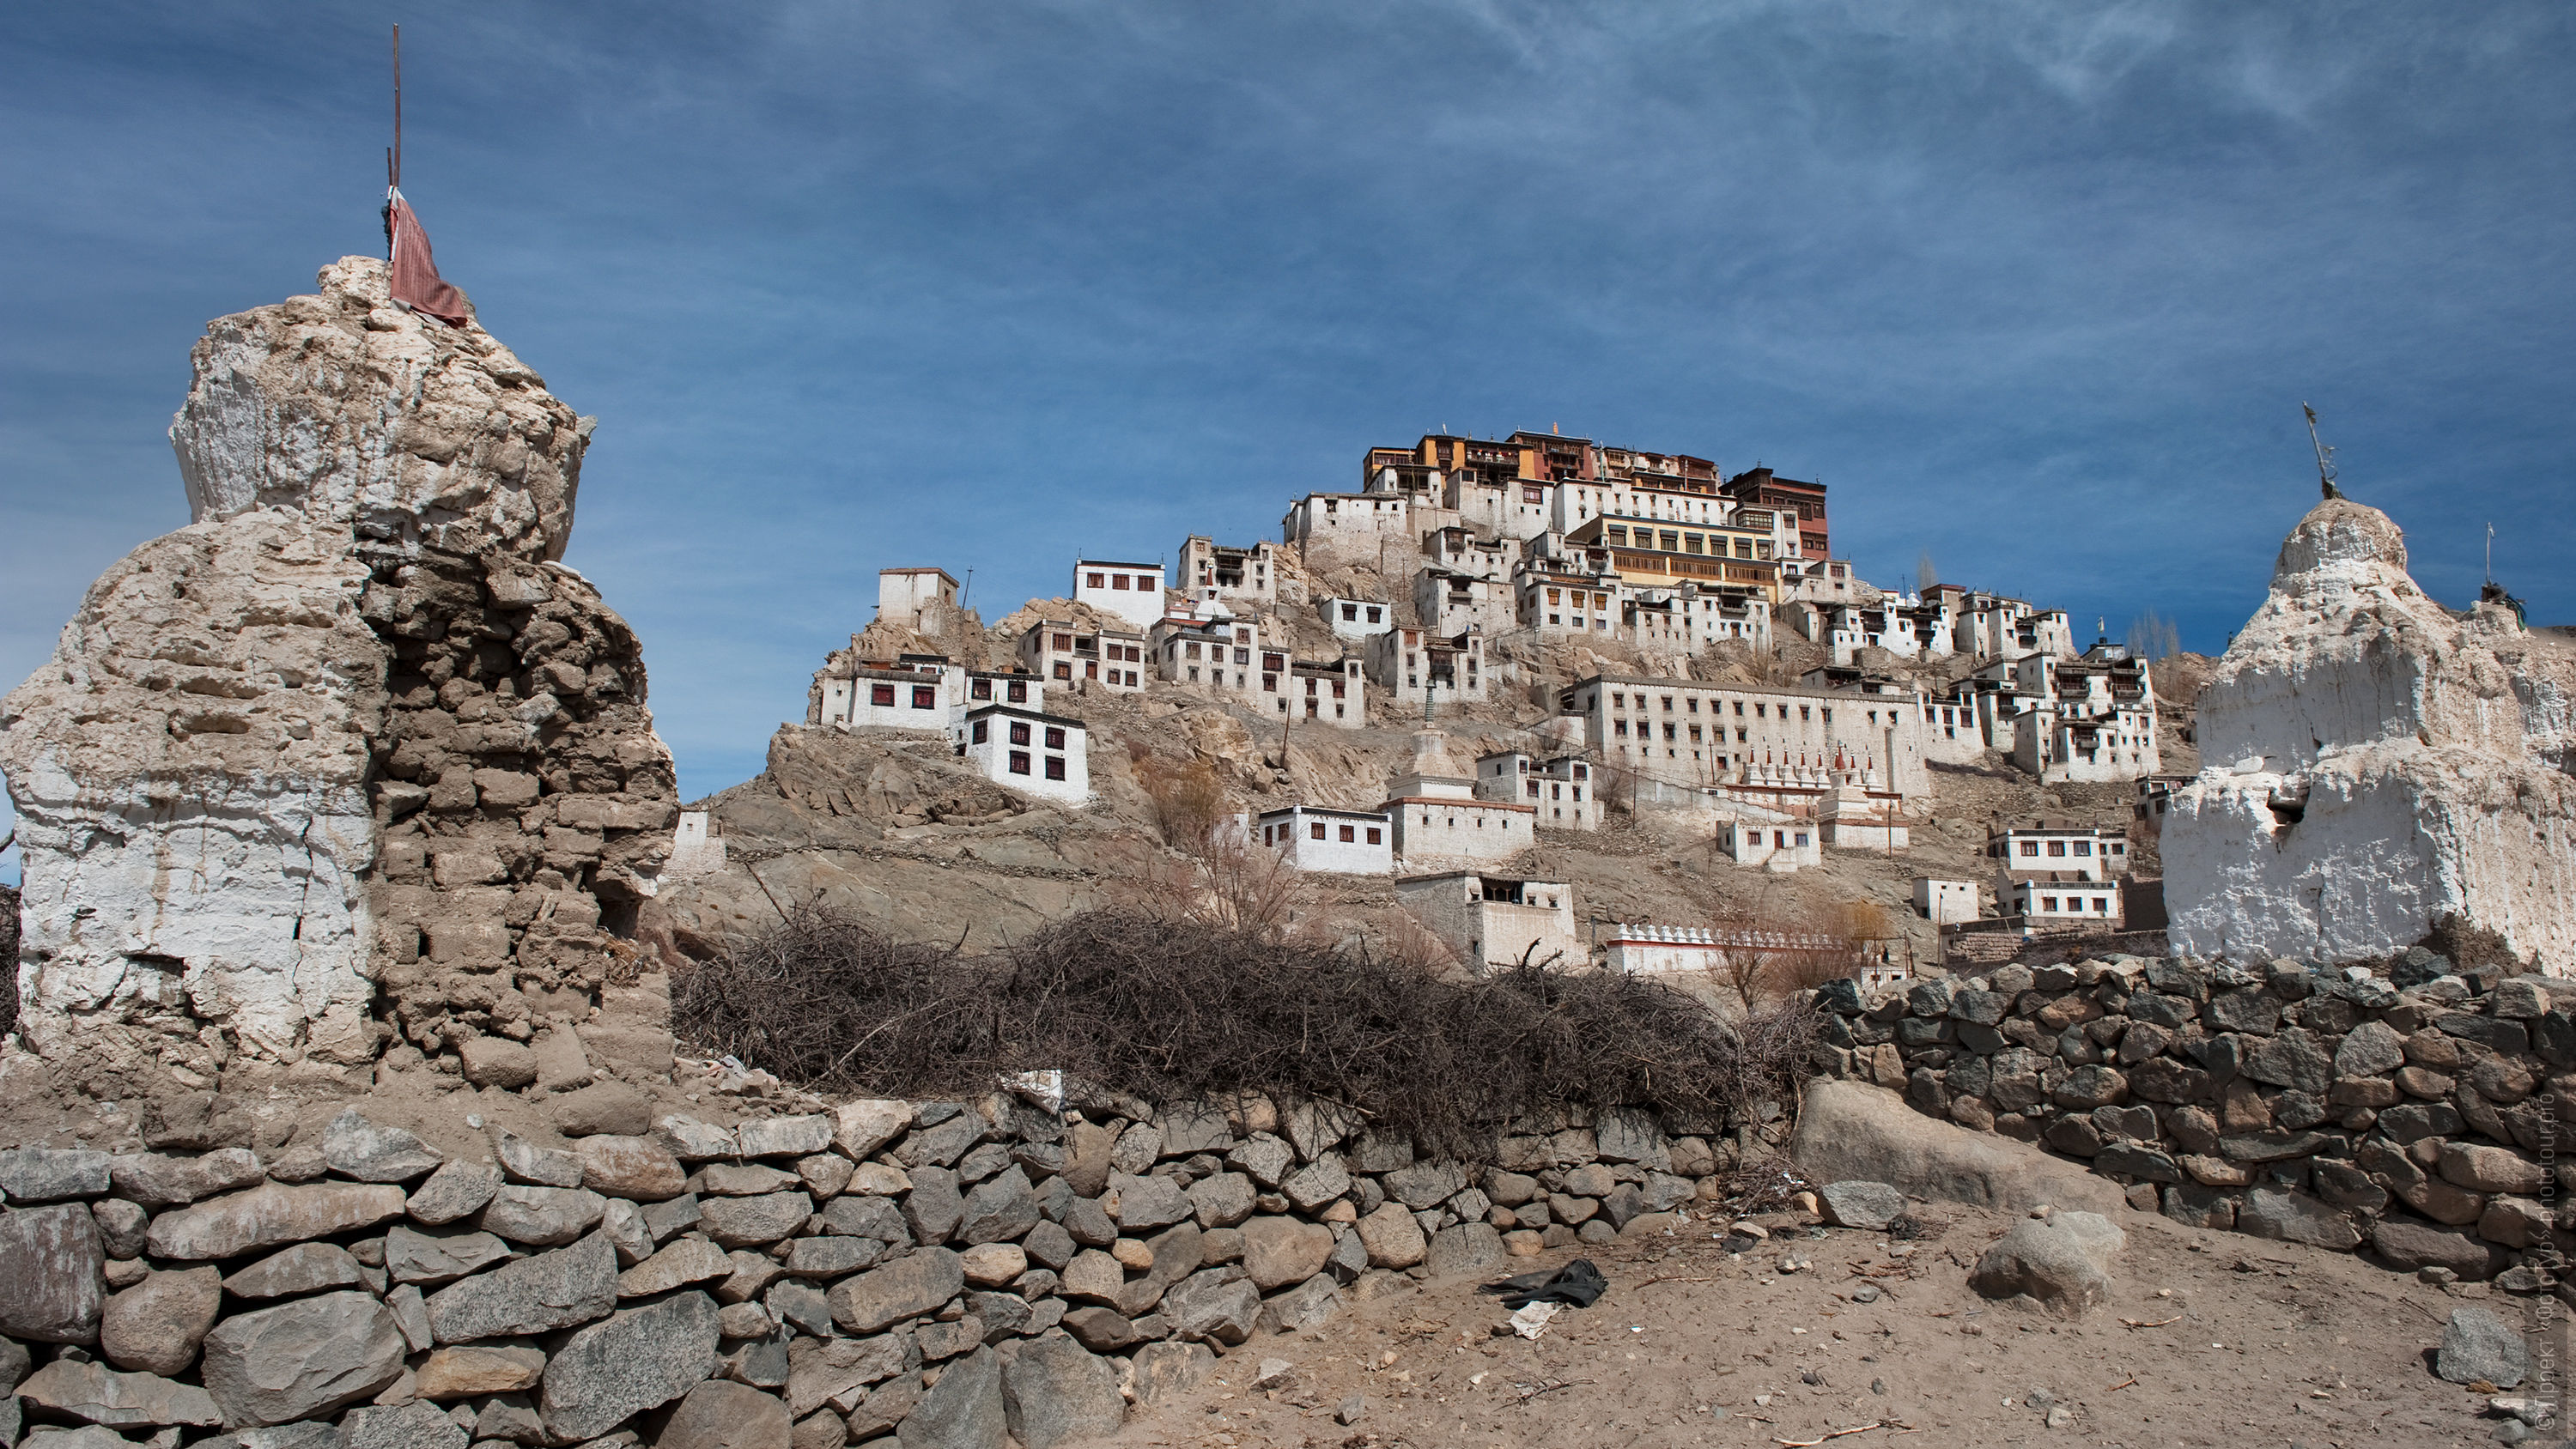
[0,1087,1728,1446]
[1815,955,2576,1294]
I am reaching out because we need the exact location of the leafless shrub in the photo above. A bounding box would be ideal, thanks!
[1139,756,1226,850]
[673,905,1818,1156]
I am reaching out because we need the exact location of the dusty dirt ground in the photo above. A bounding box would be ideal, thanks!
[1116,1202,2555,1449]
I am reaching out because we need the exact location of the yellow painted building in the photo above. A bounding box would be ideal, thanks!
[1564,515,1781,600]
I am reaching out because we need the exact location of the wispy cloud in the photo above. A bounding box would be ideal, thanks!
[2,0,2569,880]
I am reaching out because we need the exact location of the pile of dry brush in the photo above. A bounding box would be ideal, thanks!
[672,904,1820,1157]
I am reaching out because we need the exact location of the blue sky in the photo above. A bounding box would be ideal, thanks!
[5,2,2573,879]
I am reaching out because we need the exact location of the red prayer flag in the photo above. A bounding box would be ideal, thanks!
[386,188,471,327]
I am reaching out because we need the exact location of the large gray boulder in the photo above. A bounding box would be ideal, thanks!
[404,1160,502,1226]
[1425,1222,1504,1279]
[0,1149,112,1203]
[15,1359,222,1428]
[2436,1305,2529,1387]
[1160,1270,1261,1345]
[1002,1336,1124,1449]
[337,1400,469,1449]
[144,1182,407,1261]
[657,1378,794,1449]
[1237,1216,1334,1291]
[538,1290,721,1441]
[423,1231,617,1343]
[2237,1188,2362,1252]
[198,1289,407,1427]
[0,1203,106,1343]
[782,1333,908,1419]
[106,1148,265,1209]
[1818,1181,1907,1231]
[320,1109,445,1183]
[1791,1081,2124,1216]
[1127,1341,1214,1406]
[222,1243,367,1300]
[100,1265,222,1374]
[2371,1219,2510,1281]
[385,1224,513,1287]
[479,1185,608,1246]
[898,1344,1005,1449]
[829,1248,963,1334]
[1968,1211,2125,1317]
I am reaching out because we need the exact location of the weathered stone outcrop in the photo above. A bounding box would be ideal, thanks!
[2162,497,2576,965]
[0,257,676,1080]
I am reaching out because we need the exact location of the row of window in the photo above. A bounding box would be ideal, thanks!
[1081,572,1157,591]
[1602,524,1772,560]
[2003,839,2126,858]
[2036,895,2115,914]
[1049,635,1145,664]
[1263,821,1386,846]
[1053,663,1141,686]
[969,719,1068,751]
[1608,690,1831,724]
[866,677,1030,709]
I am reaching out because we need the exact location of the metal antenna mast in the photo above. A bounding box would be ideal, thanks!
[2301,403,2340,500]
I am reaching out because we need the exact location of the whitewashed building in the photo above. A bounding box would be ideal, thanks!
[1422,524,1520,580]
[1320,596,1397,642]
[1153,616,1264,694]
[1561,674,1934,799]
[1984,818,2132,882]
[876,567,963,633]
[1395,871,1579,972]
[1625,586,1772,654]
[1601,924,1729,975]
[1249,804,1393,875]
[1912,877,1983,925]
[1382,728,1533,867]
[1364,627,1487,709]
[1820,785,1910,851]
[2000,646,2162,783]
[1474,751,1603,831]
[813,657,1042,731]
[1018,620,1149,693]
[953,705,1090,806]
[667,810,726,880]
[2004,872,2124,927]
[1261,656,1367,728]
[1413,567,1515,637]
[1178,536,1283,607]
[1072,560,1166,632]
[1281,492,1446,574]
[1515,561,1622,640]
[1717,819,1819,870]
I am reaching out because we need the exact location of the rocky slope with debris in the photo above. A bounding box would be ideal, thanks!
[2163,496,2576,966]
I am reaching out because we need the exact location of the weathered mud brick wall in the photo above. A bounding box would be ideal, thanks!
[0,1086,1728,1446]
[1814,953,2576,1295]
[0,258,677,1096]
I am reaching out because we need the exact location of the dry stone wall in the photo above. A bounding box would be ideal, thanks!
[0,1086,1727,1446]
[1814,953,2576,1295]
[0,258,676,1092]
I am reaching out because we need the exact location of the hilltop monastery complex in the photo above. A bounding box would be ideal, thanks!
[800,428,2166,969]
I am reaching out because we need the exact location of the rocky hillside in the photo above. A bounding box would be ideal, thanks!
[653,603,2153,972]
